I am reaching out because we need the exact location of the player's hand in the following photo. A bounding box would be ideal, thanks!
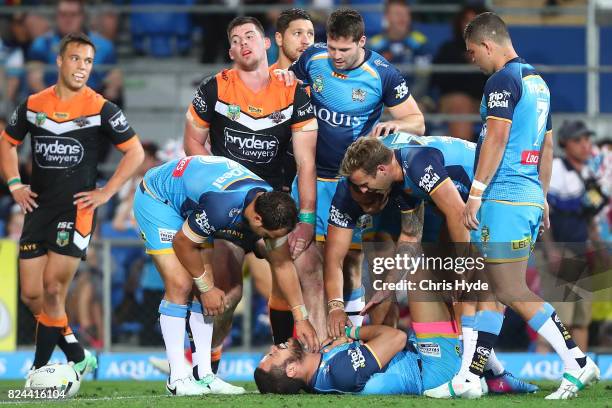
[11,185,38,213]
[294,319,319,353]
[200,287,226,316]
[360,289,392,316]
[327,308,351,339]
[539,199,551,237]
[288,222,314,259]
[371,121,402,137]
[73,188,112,210]
[321,336,352,353]
[272,69,302,87]
[463,196,481,230]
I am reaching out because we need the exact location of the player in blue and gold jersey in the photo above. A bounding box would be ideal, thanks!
[133,156,319,396]
[288,8,425,336]
[430,12,599,399]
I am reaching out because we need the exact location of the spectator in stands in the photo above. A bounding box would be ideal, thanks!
[368,0,431,99]
[430,4,488,141]
[27,0,123,107]
[91,5,120,44]
[540,120,608,352]
[1,14,31,115]
[6,203,24,241]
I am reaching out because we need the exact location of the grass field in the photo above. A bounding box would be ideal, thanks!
[0,380,610,407]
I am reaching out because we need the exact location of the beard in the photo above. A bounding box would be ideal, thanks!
[287,337,306,362]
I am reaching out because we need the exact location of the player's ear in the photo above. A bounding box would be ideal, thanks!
[264,36,271,51]
[358,35,366,48]
[56,53,63,68]
[228,48,235,61]
[274,31,282,48]
[285,361,298,378]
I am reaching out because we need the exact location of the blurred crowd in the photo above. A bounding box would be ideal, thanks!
[0,0,611,351]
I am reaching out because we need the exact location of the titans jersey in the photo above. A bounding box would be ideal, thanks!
[142,156,271,242]
[291,44,410,178]
[477,57,551,205]
[309,342,422,395]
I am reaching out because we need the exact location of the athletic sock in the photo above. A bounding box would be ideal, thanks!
[33,313,67,369]
[345,286,365,327]
[187,301,214,380]
[268,296,294,345]
[484,349,505,376]
[527,302,586,370]
[458,314,476,376]
[468,310,504,379]
[57,325,85,363]
[211,345,223,374]
[158,300,189,383]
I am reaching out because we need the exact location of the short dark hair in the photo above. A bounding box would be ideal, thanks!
[463,12,510,45]
[227,16,265,43]
[255,192,298,232]
[453,4,489,40]
[327,8,364,42]
[384,0,409,13]
[58,32,96,56]
[276,8,312,34]
[254,366,307,394]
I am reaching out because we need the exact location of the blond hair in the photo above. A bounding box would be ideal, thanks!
[340,137,393,177]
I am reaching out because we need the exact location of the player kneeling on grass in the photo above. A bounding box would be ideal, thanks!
[133,155,318,396]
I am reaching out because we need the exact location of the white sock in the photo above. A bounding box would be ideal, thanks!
[459,328,477,377]
[189,311,214,379]
[160,314,189,383]
[538,319,585,370]
[346,298,365,327]
[485,349,505,375]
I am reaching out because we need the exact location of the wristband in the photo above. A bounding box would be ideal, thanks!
[468,195,482,201]
[298,211,316,225]
[344,325,361,340]
[194,271,214,293]
[9,183,26,193]
[471,179,487,192]
[7,177,21,187]
[264,235,288,251]
[327,298,345,313]
[291,304,309,321]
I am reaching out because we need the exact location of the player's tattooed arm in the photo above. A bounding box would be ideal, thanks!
[361,204,424,314]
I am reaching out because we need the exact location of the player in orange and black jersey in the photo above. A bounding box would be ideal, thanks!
[183,16,319,382]
[0,33,144,383]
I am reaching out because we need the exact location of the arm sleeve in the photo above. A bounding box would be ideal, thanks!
[381,65,411,108]
[184,191,237,242]
[546,109,552,132]
[326,344,383,393]
[188,75,216,128]
[291,85,316,129]
[406,147,450,196]
[328,179,364,229]
[100,101,137,147]
[1,101,29,145]
[484,70,521,122]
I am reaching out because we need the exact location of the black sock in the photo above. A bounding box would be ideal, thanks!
[551,312,587,369]
[185,314,201,380]
[33,323,63,369]
[269,308,294,345]
[468,331,498,378]
[211,359,220,375]
[57,325,85,363]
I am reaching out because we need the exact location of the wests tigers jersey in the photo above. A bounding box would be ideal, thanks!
[188,69,316,190]
[2,86,138,206]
